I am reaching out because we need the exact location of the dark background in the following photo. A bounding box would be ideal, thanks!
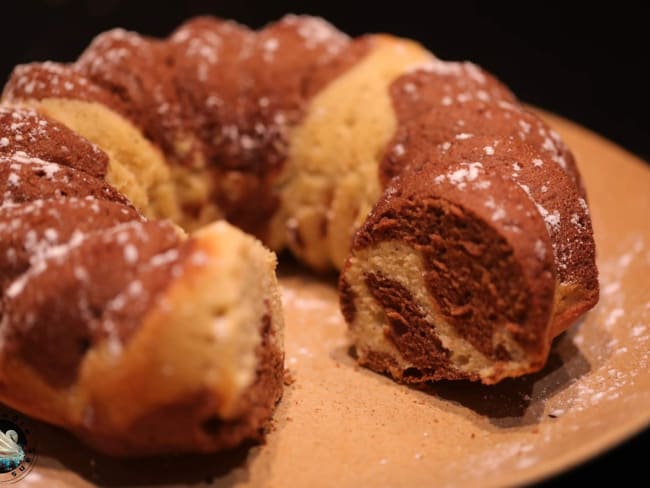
[1,0,649,164]
[1,0,648,484]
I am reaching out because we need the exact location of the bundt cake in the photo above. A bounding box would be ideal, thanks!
[0,15,598,455]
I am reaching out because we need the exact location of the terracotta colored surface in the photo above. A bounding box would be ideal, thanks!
[14,112,650,487]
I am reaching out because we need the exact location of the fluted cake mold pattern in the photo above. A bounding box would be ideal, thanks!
[0,15,597,455]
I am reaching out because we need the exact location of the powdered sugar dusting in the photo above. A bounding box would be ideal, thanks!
[543,233,650,429]
[150,248,180,267]
[434,162,484,191]
[452,226,648,474]
[124,244,138,263]
[604,308,624,328]
[5,276,27,298]
[455,132,473,140]
[0,23,645,485]
[281,285,331,311]
[291,14,348,52]
[534,239,547,261]
[7,152,61,179]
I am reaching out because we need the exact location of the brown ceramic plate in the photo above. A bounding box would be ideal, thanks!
[14,111,650,487]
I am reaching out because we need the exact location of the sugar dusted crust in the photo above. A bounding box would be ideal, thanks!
[0,14,598,455]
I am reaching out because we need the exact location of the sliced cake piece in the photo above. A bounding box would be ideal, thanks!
[340,161,557,384]
[0,220,283,456]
